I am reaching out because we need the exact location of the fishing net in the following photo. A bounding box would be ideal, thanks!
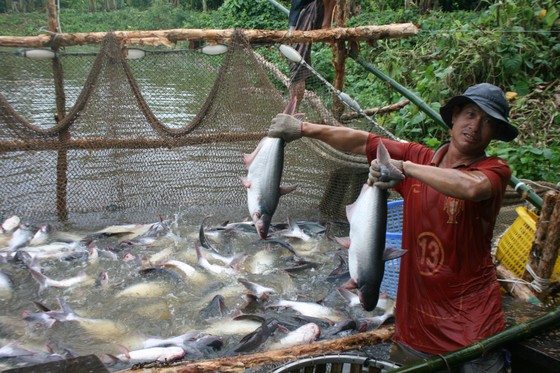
[0,30,387,230]
[0,29,535,236]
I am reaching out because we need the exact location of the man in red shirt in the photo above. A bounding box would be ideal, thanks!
[268,83,518,372]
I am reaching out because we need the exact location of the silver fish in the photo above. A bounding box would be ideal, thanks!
[337,141,407,311]
[0,271,13,300]
[241,135,297,239]
[266,299,344,323]
[29,224,52,246]
[108,345,185,364]
[1,215,20,233]
[8,223,33,251]
[267,322,321,351]
[29,268,91,294]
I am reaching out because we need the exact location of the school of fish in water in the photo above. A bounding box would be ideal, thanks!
[0,212,396,371]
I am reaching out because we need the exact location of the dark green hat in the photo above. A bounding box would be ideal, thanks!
[440,83,518,142]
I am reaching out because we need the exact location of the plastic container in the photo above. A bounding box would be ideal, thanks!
[380,199,403,299]
[496,206,560,279]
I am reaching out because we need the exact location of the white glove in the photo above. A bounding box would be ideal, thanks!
[268,114,303,143]
[367,159,405,189]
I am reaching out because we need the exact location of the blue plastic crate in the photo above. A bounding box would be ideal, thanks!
[380,200,403,299]
[386,199,403,234]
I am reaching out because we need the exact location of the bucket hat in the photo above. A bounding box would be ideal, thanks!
[440,83,518,142]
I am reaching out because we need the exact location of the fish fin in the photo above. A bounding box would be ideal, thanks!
[33,300,51,312]
[283,95,298,115]
[240,177,251,189]
[377,141,405,182]
[243,139,265,167]
[383,247,407,261]
[29,268,48,294]
[345,184,369,220]
[336,287,358,306]
[103,353,121,365]
[342,278,358,290]
[293,113,305,121]
[279,184,297,195]
[334,236,350,249]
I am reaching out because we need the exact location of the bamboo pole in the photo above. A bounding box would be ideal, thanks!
[350,51,544,210]
[0,132,266,152]
[389,305,560,373]
[0,24,419,48]
[115,326,394,373]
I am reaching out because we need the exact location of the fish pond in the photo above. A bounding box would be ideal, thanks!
[0,214,398,371]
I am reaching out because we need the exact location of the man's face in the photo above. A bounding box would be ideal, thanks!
[450,103,500,154]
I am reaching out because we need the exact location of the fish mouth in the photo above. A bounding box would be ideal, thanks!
[255,221,267,239]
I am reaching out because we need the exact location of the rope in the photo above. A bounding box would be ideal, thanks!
[524,263,551,293]
[497,264,550,293]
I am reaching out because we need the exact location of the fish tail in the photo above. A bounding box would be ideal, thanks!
[376,141,405,182]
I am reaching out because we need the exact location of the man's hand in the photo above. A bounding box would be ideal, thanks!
[268,114,303,143]
[367,159,405,189]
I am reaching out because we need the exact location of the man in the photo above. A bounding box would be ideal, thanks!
[287,0,335,113]
[268,83,518,372]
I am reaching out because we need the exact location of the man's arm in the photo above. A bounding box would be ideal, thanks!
[402,162,493,201]
[301,121,370,155]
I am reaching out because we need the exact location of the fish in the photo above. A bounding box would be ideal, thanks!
[46,298,143,345]
[266,299,344,323]
[113,281,169,299]
[29,268,91,294]
[240,115,301,239]
[274,218,311,241]
[7,223,34,251]
[357,297,396,331]
[29,224,52,246]
[232,318,284,353]
[199,215,219,253]
[238,278,276,301]
[156,259,207,284]
[336,141,407,311]
[107,345,185,365]
[195,242,236,275]
[142,331,202,349]
[199,294,229,320]
[0,342,63,363]
[0,270,13,300]
[1,215,20,234]
[266,322,321,351]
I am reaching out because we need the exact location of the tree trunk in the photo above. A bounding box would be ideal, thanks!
[523,191,558,282]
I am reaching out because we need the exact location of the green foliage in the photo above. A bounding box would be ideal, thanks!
[488,143,560,182]
[215,0,286,29]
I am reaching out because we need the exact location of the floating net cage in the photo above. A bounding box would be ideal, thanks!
[0,31,389,230]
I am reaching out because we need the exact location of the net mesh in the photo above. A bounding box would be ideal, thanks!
[0,31,384,230]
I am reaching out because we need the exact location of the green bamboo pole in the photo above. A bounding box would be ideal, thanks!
[350,51,543,210]
[389,305,560,372]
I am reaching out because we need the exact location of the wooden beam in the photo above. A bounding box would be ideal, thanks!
[0,24,419,48]
[115,326,394,373]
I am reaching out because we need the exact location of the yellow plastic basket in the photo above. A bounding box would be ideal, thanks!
[496,206,560,279]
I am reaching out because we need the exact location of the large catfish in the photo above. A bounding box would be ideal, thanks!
[338,141,407,311]
[240,115,301,239]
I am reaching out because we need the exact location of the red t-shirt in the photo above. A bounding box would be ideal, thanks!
[366,134,508,355]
